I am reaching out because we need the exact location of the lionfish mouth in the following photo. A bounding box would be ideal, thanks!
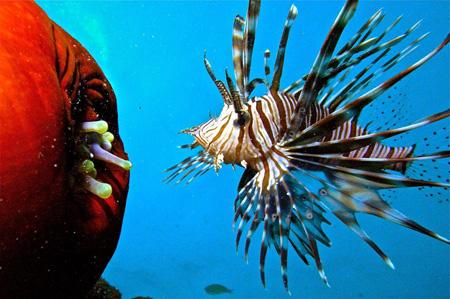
[180,126,199,135]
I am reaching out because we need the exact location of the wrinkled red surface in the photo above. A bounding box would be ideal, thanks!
[0,2,130,297]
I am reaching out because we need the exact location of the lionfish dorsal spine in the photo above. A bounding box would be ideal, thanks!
[285,0,358,139]
[270,4,298,93]
[242,0,261,98]
[232,15,246,94]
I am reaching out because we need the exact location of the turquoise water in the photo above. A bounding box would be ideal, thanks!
[39,1,449,298]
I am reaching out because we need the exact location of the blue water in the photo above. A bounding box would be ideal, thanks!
[39,1,449,298]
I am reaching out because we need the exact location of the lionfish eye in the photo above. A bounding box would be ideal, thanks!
[235,110,251,127]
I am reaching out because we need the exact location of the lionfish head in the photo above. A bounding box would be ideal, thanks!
[181,104,237,149]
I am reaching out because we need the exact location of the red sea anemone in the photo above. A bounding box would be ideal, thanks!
[0,2,131,297]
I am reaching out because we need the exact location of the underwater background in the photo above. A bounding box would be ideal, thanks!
[38,1,449,298]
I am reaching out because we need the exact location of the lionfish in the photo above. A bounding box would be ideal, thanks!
[166,0,450,291]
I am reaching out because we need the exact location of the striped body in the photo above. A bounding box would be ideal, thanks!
[192,91,296,168]
[192,90,413,175]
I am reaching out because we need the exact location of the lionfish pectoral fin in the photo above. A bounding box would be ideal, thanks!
[163,151,214,184]
[325,174,450,244]
[321,185,395,268]
[178,141,200,150]
[233,159,332,290]
[280,138,450,282]
[213,153,224,173]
